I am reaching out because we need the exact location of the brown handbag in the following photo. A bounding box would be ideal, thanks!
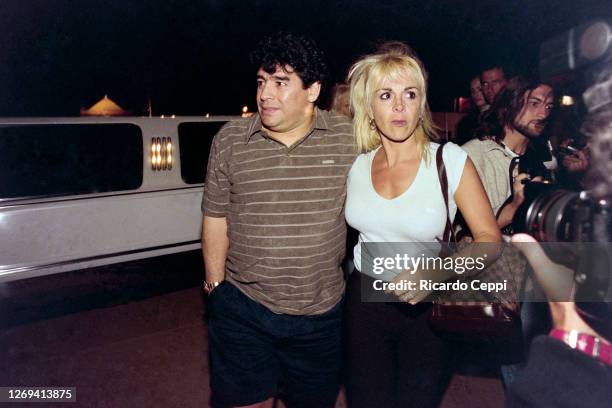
[428,144,521,340]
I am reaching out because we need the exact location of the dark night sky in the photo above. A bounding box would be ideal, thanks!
[1,0,609,116]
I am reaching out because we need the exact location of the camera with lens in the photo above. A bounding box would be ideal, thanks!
[513,18,612,243]
[516,149,549,182]
[512,19,612,341]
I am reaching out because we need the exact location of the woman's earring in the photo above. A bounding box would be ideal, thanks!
[369,118,376,130]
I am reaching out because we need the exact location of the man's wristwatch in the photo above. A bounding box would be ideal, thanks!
[203,280,222,295]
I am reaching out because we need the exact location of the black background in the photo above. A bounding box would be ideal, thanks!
[1,0,609,116]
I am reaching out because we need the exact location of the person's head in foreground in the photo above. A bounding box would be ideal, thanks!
[250,32,328,139]
[348,43,438,157]
[482,77,555,142]
[329,83,351,116]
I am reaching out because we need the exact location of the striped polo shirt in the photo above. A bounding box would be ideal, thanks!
[202,108,356,315]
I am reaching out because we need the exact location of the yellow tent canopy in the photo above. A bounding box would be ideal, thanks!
[80,95,129,116]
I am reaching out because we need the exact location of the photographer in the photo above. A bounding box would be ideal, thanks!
[463,77,554,231]
[506,31,612,405]
[461,78,557,385]
[507,234,612,407]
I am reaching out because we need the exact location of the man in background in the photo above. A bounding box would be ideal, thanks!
[463,77,554,227]
[456,75,491,145]
[481,64,509,105]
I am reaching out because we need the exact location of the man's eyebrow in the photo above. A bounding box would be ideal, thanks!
[272,75,291,81]
[257,75,291,82]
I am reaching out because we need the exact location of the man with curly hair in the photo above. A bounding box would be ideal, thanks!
[201,32,355,408]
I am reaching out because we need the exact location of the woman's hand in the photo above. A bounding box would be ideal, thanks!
[387,267,449,304]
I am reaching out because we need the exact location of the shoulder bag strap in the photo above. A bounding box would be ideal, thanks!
[436,144,456,244]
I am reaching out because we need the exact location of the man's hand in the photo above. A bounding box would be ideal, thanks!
[511,167,543,208]
[562,149,590,174]
[497,169,542,229]
[511,172,530,207]
[560,138,590,174]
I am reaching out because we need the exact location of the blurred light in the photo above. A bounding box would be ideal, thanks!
[205,113,210,118]
[241,105,254,118]
[561,95,575,106]
[171,114,176,118]
[150,137,173,171]
[453,97,471,113]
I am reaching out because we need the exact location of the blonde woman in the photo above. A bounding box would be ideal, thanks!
[344,44,500,407]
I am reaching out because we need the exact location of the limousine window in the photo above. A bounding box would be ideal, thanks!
[0,124,143,199]
[178,121,226,184]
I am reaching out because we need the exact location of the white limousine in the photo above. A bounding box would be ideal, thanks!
[0,116,235,283]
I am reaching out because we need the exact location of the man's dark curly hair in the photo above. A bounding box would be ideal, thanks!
[250,32,329,89]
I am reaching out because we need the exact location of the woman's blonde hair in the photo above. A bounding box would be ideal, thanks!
[329,83,351,116]
[348,44,439,160]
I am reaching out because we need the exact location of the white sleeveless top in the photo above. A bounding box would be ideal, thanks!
[345,142,467,280]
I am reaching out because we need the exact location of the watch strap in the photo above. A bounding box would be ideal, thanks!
[549,328,612,366]
[203,280,222,295]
